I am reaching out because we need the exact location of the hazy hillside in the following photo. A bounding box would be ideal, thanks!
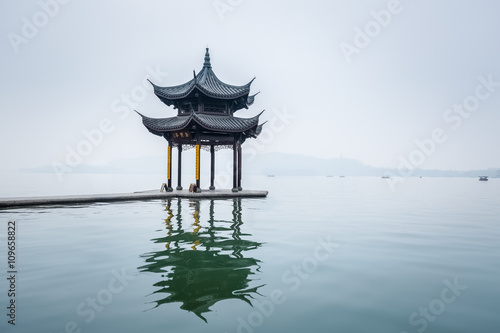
[20,153,500,178]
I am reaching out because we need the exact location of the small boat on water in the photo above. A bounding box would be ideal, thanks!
[267,174,275,178]
[479,176,488,181]
[381,175,390,179]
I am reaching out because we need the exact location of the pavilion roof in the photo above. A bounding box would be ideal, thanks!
[137,111,264,136]
[150,48,255,103]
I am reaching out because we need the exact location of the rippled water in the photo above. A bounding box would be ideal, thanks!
[0,176,499,332]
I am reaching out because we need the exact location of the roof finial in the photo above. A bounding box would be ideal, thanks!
[203,47,211,68]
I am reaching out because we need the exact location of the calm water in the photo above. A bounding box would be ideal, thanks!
[0,175,499,332]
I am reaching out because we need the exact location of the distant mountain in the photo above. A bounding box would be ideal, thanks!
[19,153,499,178]
[249,153,499,177]
[248,153,382,176]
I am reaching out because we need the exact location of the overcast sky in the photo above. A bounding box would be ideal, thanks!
[1,0,500,174]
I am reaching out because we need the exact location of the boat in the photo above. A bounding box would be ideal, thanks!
[381,175,390,179]
[479,176,488,181]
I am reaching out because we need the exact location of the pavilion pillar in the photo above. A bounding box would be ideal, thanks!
[237,142,242,191]
[232,139,238,192]
[166,142,173,191]
[209,145,215,190]
[195,142,201,191]
[176,145,183,190]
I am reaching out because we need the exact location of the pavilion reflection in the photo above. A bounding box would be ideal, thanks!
[139,198,263,322]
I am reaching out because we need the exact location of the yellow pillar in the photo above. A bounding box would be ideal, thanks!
[195,144,200,188]
[167,145,171,181]
[167,145,172,191]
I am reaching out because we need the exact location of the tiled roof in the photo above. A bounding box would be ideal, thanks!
[150,48,254,101]
[137,111,264,134]
[193,113,262,132]
[139,113,191,133]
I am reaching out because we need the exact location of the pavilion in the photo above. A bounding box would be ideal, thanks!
[137,48,265,192]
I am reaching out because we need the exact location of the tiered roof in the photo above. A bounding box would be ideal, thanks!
[150,48,257,111]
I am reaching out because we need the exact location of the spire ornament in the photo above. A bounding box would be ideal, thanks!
[203,48,211,68]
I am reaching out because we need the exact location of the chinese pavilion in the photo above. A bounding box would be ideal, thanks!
[137,48,264,192]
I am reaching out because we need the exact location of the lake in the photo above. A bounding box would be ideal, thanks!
[0,174,499,332]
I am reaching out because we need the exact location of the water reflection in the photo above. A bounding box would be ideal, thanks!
[139,199,263,321]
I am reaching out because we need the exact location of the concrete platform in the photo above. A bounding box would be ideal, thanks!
[0,189,268,209]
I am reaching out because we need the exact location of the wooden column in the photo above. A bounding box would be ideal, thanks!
[176,145,183,190]
[232,139,238,192]
[167,143,173,191]
[237,142,242,191]
[209,144,215,190]
[195,143,201,190]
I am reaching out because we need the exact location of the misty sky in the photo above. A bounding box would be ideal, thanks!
[1,0,500,174]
